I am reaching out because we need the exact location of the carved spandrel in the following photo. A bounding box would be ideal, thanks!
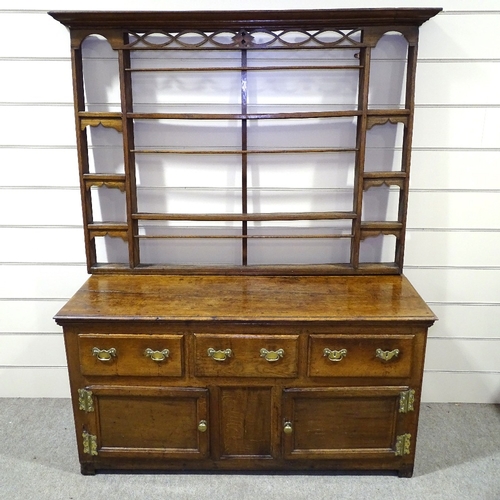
[363,178,405,191]
[89,228,128,242]
[80,118,123,133]
[362,25,419,47]
[366,115,408,130]
[85,180,126,192]
[360,230,401,241]
[360,222,402,241]
[71,29,126,50]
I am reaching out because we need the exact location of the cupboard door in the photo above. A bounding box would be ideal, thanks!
[282,387,408,460]
[214,386,275,459]
[85,386,209,459]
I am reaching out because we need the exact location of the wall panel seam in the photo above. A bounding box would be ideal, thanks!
[0,261,85,265]
[427,302,500,307]
[0,298,71,302]
[4,146,500,152]
[428,337,500,341]
[5,57,500,64]
[408,228,500,232]
[1,9,500,15]
[405,266,500,270]
[4,188,500,193]
[425,369,500,374]
[0,332,61,335]
[0,145,76,150]
[4,102,500,108]
[0,365,67,369]
[440,11,500,15]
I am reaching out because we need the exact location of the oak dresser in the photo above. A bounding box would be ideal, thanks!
[50,8,441,476]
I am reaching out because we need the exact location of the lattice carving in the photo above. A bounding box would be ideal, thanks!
[126,28,362,49]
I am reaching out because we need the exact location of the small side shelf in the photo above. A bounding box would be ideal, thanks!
[79,112,123,133]
[83,174,126,192]
[363,172,407,190]
[88,222,128,240]
[360,221,403,237]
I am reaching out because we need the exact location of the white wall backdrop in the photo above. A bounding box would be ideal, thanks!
[0,0,499,402]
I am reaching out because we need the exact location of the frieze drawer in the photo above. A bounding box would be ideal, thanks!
[308,334,415,378]
[194,334,299,378]
[78,333,184,377]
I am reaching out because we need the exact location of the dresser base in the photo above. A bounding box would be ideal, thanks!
[56,274,435,477]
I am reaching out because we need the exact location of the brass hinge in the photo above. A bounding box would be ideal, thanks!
[395,433,412,456]
[399,389,415,413]
[82,430,98,456]
[78,388,95,413]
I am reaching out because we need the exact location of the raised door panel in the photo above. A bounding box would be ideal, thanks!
[282,387,408,460]
[216,387,274,459]
[86,386,209,459]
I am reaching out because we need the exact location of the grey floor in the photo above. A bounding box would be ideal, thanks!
[0,400,499,500]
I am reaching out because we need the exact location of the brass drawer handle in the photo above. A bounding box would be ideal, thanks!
[376,348,400,362]
[198,420,208,433]
[323,348,347,362]
[92,347,117,362]
[207,348,232,362]
[144,348,170,362]
[260,348,284,362]
[283,421,293,435]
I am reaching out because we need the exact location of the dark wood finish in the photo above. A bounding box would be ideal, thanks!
[50,9,440,477]
[194,334,299,378]
[282,387,404,459]
[50,8,441,275]
[308,334,415,378]
[78,333,184,377]
[217,387,274,459]
[55,274,435,323]
[49,9,442,31]
[56,274,435,476]
[90,386,209,459]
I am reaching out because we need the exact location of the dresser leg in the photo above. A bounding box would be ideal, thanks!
[81,463,96,475]
[398,465,414,478]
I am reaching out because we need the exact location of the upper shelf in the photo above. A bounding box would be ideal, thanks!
[49,9,442,31]
[49,8,441,275]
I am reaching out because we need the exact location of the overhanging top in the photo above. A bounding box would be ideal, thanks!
[48,8,442,31]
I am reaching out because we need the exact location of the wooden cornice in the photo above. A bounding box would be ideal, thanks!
[49,8,442,31]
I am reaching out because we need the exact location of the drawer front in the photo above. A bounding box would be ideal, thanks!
[78,334,184,377]
[194,334,299,377]
[308,334,415,378]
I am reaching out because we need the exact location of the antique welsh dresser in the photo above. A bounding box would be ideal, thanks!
[50,9,441,476]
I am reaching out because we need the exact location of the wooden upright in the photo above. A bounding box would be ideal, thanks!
[50,8,441,476]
